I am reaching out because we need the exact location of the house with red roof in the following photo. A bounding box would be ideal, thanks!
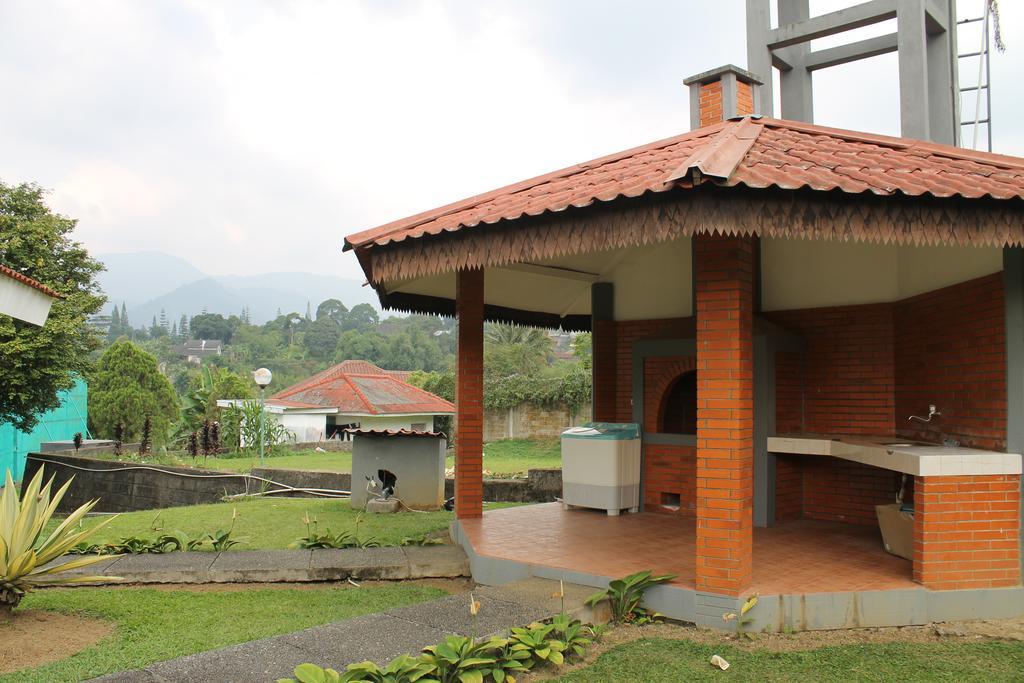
[219,360,454,443]
[343,51,1024,631]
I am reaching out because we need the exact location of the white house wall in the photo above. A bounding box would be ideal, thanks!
[277,413,328,444]
[355,415,436,433]
[0,277,55,326]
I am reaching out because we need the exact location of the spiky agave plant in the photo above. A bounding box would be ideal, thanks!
[0,468,120,618]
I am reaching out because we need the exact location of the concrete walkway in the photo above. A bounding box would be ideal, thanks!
[91,579,594,683]
[59,546,469,583]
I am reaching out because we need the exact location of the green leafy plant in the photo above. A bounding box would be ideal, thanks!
[0,468,120,617]
[507,621,565,667]
[491,638,533,682]
[551,613,592,659]
[293,513,380,550]
[276,663,342,683]
[418,634,500,683]
[400,533,445,547]
[723,593,759,640]
[340,654,435,682]
[586,622,609,643]
[584,570,675,624]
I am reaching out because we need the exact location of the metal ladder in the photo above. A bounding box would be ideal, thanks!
[956,1,994,151]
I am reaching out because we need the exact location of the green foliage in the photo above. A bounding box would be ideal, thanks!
[484,324,552,377]
[90,339,180,444]
[410,365,591,413]
[304,316,342,360]
[418,634,500,683]
[723,593,759,639]
[507,621,566,667]
[292,515,380,549]
[71,531,204,555]
[0,467,119,613]
[189,313,239,343]
[0,181,105,432]
[231,399,296,453]
[551,613,592,659]
[584,570,676,624]
[570,333,591,369]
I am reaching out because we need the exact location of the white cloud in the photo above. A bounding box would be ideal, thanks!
[1,0,1022,281]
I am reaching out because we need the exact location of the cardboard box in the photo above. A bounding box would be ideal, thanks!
[875,503,914,561]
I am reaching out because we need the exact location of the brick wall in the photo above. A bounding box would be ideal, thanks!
[592,319,617,421]
[774,454,803,522]
[605,318,694,423]
[895,273,1007,450]
[766,303,896,436]
[802,458,903,526]
[455,268,485,519]
[644,443,697,515]
[694,234,755,595]
[914,475,1021,590]
[698,80,755,127]
[643,356,697,432]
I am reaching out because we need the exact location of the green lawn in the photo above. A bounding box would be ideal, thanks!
[77,438,562,477]
[543,637,1024,683]
[51,498,459,550]
[3,583,446,682]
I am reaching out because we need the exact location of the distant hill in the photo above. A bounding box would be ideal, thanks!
[97,251,206,308]
[97,252,378,326]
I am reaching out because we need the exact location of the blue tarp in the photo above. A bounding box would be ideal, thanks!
[0,378,88,481]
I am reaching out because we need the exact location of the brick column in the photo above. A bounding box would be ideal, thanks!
[455,268,485,519]
[694,233,755,596]
[914,475,1021,590]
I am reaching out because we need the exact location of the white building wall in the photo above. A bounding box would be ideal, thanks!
[278,413,328,443]
[354,415,437,432]
[0,278,56,326]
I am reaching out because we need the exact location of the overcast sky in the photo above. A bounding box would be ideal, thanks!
[2,0,1022,280]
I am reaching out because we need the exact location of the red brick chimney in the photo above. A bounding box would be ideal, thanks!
[684,65,763,129]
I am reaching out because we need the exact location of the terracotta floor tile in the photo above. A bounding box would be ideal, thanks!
[464,503,916,595]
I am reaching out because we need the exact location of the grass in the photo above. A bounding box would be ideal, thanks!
[467,438,562,477]
[3,583,446,682]
[49,498,460,550]
[76,438,563,477]
[543,637,1024,683]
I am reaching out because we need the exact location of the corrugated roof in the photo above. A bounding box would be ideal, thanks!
[271,360,454,416]
[0,264,62,299]
[345,117,1024,252]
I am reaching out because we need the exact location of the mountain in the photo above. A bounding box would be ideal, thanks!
[96,252,378,326]
[97,251,206,308]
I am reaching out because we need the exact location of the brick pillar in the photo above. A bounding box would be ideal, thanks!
[914,475,1021,590]
[694,233,755,596]
[456,268,485,519]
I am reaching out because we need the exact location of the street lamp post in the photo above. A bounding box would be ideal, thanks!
[253,368,273,467]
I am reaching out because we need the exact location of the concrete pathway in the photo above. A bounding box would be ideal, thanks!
[91,579,595,683]
[58,546,468,583]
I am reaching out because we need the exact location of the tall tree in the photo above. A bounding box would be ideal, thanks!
[303,317,341,360]
[89,339,179,443]
[0,181,105,431]
[179,313,189,338]
[341,303,379,331]
[315,298,348,326]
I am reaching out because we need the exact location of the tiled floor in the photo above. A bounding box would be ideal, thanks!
[462,503,916,595]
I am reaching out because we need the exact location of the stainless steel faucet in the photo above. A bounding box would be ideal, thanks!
[908,405,941,423]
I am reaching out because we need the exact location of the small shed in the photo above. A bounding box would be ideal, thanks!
[347,428,447,510]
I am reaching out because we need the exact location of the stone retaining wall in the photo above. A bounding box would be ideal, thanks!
[23,452,563,512]
[483,402,592,441]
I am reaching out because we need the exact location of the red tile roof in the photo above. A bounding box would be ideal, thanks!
[0,264,62,299]
[345,117,1024,251]
[271,360,454,416]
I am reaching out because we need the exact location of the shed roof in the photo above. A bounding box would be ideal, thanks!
[0,264,62,299]
[271,360,454,416]
[346,117,1024,254]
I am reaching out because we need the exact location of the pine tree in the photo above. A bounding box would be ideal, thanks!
[305,301,312,321]
[111,305,121,327]
[159,308,169,330]
[180,314,189,338]
[90,340,180,443]
[120,302,128,327]
[171,321,178,338]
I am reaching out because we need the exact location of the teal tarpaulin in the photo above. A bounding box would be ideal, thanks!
[0,378,88,481]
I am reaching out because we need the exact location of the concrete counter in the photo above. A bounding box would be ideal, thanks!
[767,435,1022,476]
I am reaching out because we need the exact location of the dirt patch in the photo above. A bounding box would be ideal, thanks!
[0,610,114,674]
[517,615,1024,682]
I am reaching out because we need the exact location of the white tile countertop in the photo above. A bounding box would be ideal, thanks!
[767,435,1023,477]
